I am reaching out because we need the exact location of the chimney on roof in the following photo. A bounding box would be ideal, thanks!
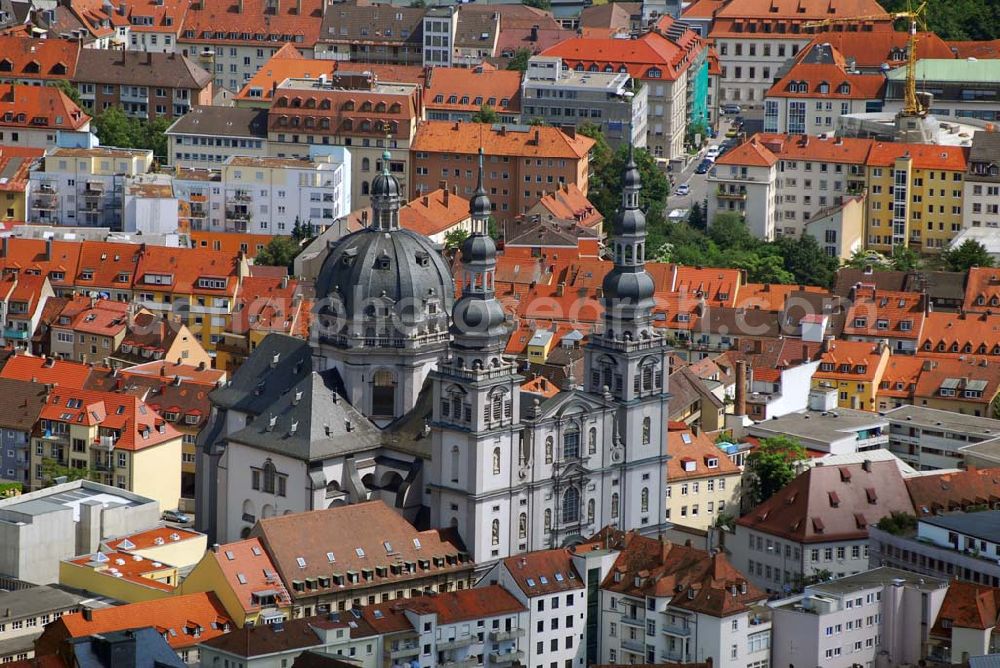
[145,51,152,66]
[734,360,747,417]
[237,0,243,12]
[211,543,220,552]
[443,188,449,207]
[438,180,447,191]
[822,335,834,353]
[281,275,289,289]
[82,608,93,622]
[295,0,301,13]
[533,129,540,145]
[530,24,539,42]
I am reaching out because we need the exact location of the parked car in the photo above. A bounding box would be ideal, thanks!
[725,127,739,139]
[720,103,742,115]
[705,145,721,159]
[675,183,690,196]
[162,509,191,524]
[695,160,712,174]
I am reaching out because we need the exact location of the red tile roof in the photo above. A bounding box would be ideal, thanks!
[46,593,231,650]
[0,238,82,290]
[412,121,594,159]
[235,45,334,103]
[920,311,1000,357]
[541,30,703,81]
[737,460,914,542]
[963,267,1000,313]
[813,339,886,383]
[533,183,603,231]
[401,188,471,238]
[0,147,43,193]
[180,0,325,47]
[803,31,956,70]
[364,585,524,628]
[714,136,779,168]
[230,275,301,336]
[866,141,969,171]
[714,0,888,20]
[210,538,291,615]
[0,36,80,80]
[876,355,923,400]
[907,467,1000,517]
[0,83,89,130]
[947,39,1000,60]
[842,288,925,340]
[912,356,1000,405]
[931,580,1000,636]
[135,246,241,296]
[65,549,177,592]
[0,353,101,388]
[767,58,885,100]
[666,423,741,481]
[588,530,766,616]
[58,298,130,337]
[40,387,181,451]
[75,241,143,292]
[502,548,583,596]
[105,526,203,552]
[425,65,521,115]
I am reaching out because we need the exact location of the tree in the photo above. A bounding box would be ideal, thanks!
[846,248,891,270]
[255,236,302,270]
[444,228,470,250]
[687,202,706,230]
[522,0,551,9]
[471,104,500,124]
[773,234,840,288]
[506,48,533,73]
[890,245,920,272]
[93,106,135,149]
[746,435,806,505]
[940,239,995,272]
[709,212,756,251]
[881,0,999,40]
[40,457,96,486]
[876,511,917,536]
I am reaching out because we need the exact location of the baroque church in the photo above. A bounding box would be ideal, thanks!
[195,145,673,566]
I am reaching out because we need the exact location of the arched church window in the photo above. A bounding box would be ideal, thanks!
[587,499,595,524]
[372,370,396,417]
[588,427,597,454]
[518,513,527,539]
[492,447,501,475]
[544,509,552,532]
[562,487,579,524]
[491,519,500,546]
[450,446,460,483]
[642,417,651,445]
[642,363,654,391]
[545,436,553,464]
[625,245,632,262]
[361,157,370,171]
[611,493,619,518]
[641,487,649,513]
[492,392,503,421]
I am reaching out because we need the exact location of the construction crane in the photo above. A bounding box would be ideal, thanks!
[803,1,928,117]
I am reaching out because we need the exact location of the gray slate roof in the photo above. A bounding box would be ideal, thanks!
[166,106,268,139]
[227,369,382,461]
[209,334,314,415]
[74,49,212,89]
[0,585,90,622]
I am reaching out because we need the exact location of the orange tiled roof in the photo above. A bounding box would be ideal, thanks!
[804,31,955,69]
[714,136,779,168]
[412,121,594,159]
[534,183,603,230]
[502,548,583,596]
[54,592,231,649]
[963,267,1000,313]
[666,422,740,481]
[734,283,827,311]
[866,141,969,171]
[210,538,291,614]
[948,39,1000,59]
[134,245,241,296]
[425,65,522,115]
[179,0,325,47]
[714,0,887,20]
[0,147,43,192]
[813,339,886,382]
[540,30,703,81]
[767,58,886,100]
[121,0,189,34]
[230,275,300,335]
[65,549,177,592]
[920,311,1000,357]
[842,288,925,340]
[58,298,130,337]
[105,526,203,551]
[913,356,1000,405]
[931,580,1000,635]
[0,353,101,388]
[521,375,560,398]
[400,188,470,238]
[876,355,923,400]
[0,36,80,80]
[235,45,335,103]
[0,83,89,130]
[908,467,1000,517]
[682,0,725,18]
[117,359,225,387]
[75,241,143,291]
[40,387,180,451]
[269,84,421,140]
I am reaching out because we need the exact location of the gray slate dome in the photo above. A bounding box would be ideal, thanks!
[470,189,492,219]
[371,170,402,199]
[618,207,646,235]
[315,228,454,336]
[460,233,497,265]
[602,267,655,305]
[452,295,507,340]
[623,156,641,189]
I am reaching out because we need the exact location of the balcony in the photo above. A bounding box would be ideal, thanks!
[855,434,889,449]
[620,615,644,629]
[662,622,691,637]
[387,643,420,660]
[620,638,646,654]
[489,650,524,664]
[227,190,251,202]
[716,187,748,200]
[3,328,28,340]
[660,649,686,663]
[437,637,474,651]
[489,629,524,642]
[441,658,477,668]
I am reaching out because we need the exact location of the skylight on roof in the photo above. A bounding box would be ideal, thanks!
[681,433,692,444]
[355,547,365,558]
[383,541,393,553]
[251,546,262,556]
[296,556,306,568]
[412,538,422,549]
[554,572,564,582]
[119,538,135,550]
[327,551,336,563]
[373,609,384,619]
[225,550,235,561]
[539,576,549,585]
[237,573,247,584]
[526,578,536,587]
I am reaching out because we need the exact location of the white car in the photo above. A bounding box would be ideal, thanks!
[675,184,690,196]
[705,146,721,159]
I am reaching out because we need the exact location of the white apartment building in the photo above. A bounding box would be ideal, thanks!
[597,532,772,668]
[0,586,92,664]
[29,147,154,229]
[709,134,870,239]
[478,549,588,668]
[220,152,350,235]
[770,568,948,668]
[714,35,807,106]
[172,167,224,232]
[885,405,1000,472]
[165,106,269,169]
[422,7,457,67]
[964,133,1000,231]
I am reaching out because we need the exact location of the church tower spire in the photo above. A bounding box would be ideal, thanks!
[449,148,508,359]
[370,146,402,231]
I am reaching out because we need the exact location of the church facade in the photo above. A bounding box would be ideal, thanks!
[196,146,673,569]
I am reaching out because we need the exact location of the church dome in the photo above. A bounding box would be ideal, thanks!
[602,267,655,305]
[371,171,402,199]
[618,208,646,235]
[314,228,454,341]
[460,232,496,265]
[623,157,641,189]
[452,295,507,340]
